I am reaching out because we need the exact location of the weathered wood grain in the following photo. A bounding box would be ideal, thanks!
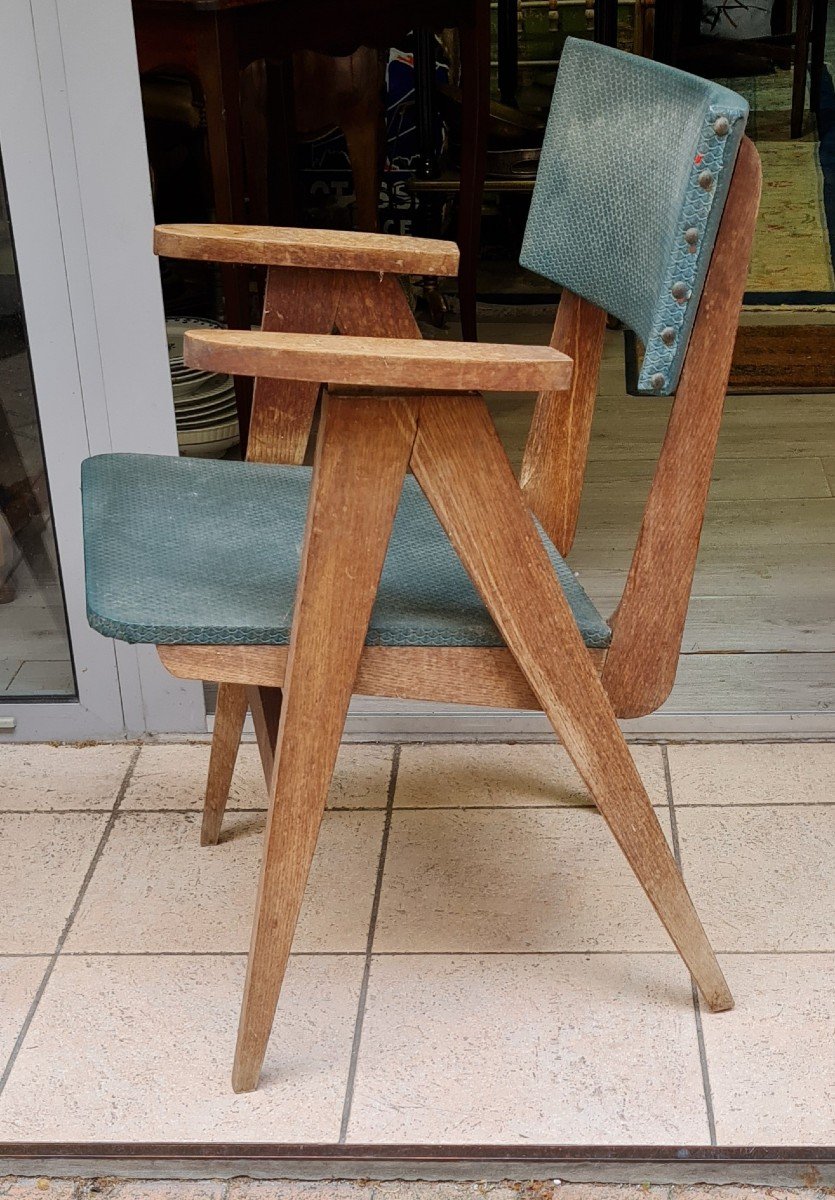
[201,682,248,846]
[521,291,608,554]
[183,329,574,393]
[602,138,763,717]
[232,391,420,1093]
[154,222,460,275]
[159,643,609,706]
[246,266,342,465]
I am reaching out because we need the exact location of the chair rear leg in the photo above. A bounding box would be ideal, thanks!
[412,393,733,1014]
[201,682,249,846]
[247,683,283,786]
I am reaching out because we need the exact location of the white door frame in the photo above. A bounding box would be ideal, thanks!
[0,0,205,740]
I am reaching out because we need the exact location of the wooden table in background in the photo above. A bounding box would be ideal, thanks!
[132,0,491,441]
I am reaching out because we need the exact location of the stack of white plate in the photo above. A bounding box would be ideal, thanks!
[166,318,240,458]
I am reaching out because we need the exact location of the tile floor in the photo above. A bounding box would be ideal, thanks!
[0,740,832,1145]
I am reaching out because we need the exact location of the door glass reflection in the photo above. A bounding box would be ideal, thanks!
[0,151,75,698]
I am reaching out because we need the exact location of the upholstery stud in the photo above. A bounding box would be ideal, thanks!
[650,372,666,390]
[671,281,689,302]
[660,326,676,346]
[698,169,714,190]
[684,227,699,245]
[713,115,730,137]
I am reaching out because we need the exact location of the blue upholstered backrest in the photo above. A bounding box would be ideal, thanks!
[519,39,748,394]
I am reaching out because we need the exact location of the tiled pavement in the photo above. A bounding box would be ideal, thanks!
[0,741,832,1144]
[0,1185,832,1200]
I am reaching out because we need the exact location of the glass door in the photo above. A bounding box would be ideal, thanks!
[1,155,76,701]
[0,0,205,740]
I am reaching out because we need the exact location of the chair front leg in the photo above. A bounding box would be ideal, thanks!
[411,393,733,1015]
[232,391,419,1093]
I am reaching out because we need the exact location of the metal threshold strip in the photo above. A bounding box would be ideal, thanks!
[0,1144,833,1186]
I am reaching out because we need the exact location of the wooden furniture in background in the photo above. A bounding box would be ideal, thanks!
[791,0,828,138]
[652,0,828,138]
[133,0,491,401]
[494,0,620,111]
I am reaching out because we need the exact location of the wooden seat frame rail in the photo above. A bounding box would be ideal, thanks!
[153,137,761,1093]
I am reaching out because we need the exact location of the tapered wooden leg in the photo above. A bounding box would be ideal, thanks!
[201,683,249,846]
[232,392,419,1092]
[411,394,733,1015]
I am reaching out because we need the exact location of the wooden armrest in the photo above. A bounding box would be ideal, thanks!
[154,224,460,277]
[183,330,573,393]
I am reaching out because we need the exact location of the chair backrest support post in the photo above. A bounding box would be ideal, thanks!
[601,136,762,718]
[520,290,608,556]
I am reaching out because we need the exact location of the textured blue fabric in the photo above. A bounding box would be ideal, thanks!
[82,453,611,650]
[520,38,748,394]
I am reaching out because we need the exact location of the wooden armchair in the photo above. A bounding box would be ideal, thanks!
[81,40,761,1092]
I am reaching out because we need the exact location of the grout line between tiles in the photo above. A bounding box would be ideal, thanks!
[1,947,832,958]
[663,745,718,1147]
[338,745,400,1143]
[0,746,141,1101]
[689,979,718,1145]
[3,799,835,816]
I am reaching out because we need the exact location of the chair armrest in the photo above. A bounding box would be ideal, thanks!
[154,224,460,277]
[183,330,573,394]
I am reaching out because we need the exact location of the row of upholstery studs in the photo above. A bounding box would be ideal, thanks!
[650,113,732,390]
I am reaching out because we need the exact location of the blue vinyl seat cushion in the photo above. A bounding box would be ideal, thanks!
[81,453,611,651]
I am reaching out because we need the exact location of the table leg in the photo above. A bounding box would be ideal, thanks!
[594,0,620,47]
[197,11,254,443]
[497,0,519,107]
[809,0,827,112]
[266,57,299,226]
[791,0,813,137]
[458,0,490,341]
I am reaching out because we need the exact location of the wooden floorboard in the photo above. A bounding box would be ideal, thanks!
[660,653,835,713]
[580,456,831,501]
[590,594,835,653]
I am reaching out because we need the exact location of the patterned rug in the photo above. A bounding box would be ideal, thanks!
[721,14,835,303]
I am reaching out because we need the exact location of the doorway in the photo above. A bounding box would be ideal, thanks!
[0,0,205,741]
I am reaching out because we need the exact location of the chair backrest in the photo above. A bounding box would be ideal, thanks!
[519,37,749,395]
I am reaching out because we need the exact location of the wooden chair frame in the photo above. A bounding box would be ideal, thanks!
[152,137,761,1092]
